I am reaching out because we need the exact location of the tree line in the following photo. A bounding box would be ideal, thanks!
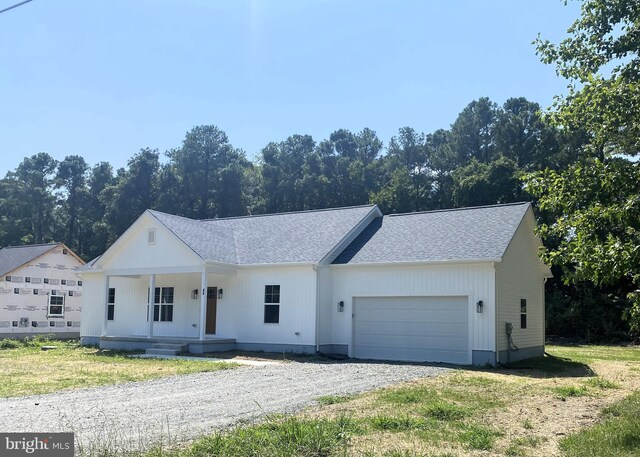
[0,96,576,260]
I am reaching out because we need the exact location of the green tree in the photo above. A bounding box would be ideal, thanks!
[450,97,498,164]
[526,0,640,337]
[261,134,315,212]
[452,156,522,207]
[55,155,89,255]
[168,125,247,219]
[8,153,58,244]
[103,148,161,239]
[373,127,429,213]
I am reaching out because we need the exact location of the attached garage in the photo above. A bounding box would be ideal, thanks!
[352,296,469,364]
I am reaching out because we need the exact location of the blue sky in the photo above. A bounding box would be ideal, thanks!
[0,0,580,176]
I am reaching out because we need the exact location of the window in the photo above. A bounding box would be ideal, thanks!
[148,229,156,245]
[107,287,115,321]
[25,277,31,283]
[264,285,280,324]
[78,280,83,287]
[520,299,527,329]
[13,288,19,294]
[44,278,49,284]
[147,287,174,322]
[61,279,66,285]
[48,295,64,317]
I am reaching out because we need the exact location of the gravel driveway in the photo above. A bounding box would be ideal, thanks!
[0,360,449,452]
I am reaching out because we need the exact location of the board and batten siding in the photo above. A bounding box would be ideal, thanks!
[495,208,548,355]
[329,263,497,357]
[81,265,319,348]
[214,265,317,347]
[98,212,203,272]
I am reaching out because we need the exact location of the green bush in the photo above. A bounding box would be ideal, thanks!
[0,339,22,350]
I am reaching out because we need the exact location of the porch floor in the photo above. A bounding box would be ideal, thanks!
[98,335,237,354]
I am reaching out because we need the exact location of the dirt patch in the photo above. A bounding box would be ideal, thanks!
[488,360,640,456]
[303,352,640,457]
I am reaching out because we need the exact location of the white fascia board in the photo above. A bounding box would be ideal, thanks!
[102,265,206,276]
[330,258,501,269]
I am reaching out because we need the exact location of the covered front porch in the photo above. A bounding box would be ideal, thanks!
[98,262,237,353]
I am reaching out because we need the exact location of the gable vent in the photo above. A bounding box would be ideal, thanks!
[148,229,156,245]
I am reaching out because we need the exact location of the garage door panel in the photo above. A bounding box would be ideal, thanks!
[353,296,469,364]
[357,321,467,335]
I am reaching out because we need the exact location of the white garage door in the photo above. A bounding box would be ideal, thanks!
[353,296,469,364]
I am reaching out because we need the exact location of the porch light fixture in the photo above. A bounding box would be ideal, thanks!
[337,301,344,312]
[476,300,484,313]
[191,289,198,299]
[217,288,223,299]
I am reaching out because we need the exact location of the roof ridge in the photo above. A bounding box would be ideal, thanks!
[388,202,530,217]
[201,204,376,221]
[147,209,198,222]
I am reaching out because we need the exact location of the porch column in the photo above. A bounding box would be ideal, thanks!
[101,275,110,337]
[148,274,155,338]
[198,270,208,340]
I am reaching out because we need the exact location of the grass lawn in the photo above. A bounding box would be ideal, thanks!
[139,344,639,457]
[0,337,236,397]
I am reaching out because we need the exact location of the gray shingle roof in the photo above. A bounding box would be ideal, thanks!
[149,205,377,265]
[332,202,531,264]
[0,243,59,276]
[149,212,238,264]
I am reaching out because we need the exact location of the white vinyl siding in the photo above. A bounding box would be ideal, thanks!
[495,208,547,353]
[330,262,496,357]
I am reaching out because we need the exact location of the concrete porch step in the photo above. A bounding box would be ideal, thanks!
[144,342,189,356]
[145,348,181,356]
[151,343,189,351]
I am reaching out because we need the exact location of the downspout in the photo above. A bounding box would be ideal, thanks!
[313,264,320,353]
[494,263,500,366]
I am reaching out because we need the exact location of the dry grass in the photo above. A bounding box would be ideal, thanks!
[0,338,237,397]
[301,344,640,456]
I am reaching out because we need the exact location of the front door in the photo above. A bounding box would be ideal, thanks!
[206,287,217,334]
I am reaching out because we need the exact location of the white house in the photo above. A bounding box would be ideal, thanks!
[80,203,551,365]
[0,243,85,338]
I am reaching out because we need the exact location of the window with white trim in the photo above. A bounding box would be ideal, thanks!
[263,285,280,324]
[107,288,115,320]
[48,295,65,317]
[147,287,174,322]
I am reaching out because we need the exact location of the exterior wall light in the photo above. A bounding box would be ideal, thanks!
[476,300,484,313]
[191,289,198,299]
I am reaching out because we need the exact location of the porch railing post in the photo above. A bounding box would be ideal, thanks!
[101,275,110,337]
[148,274,155,338]
[199,270,207,340]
